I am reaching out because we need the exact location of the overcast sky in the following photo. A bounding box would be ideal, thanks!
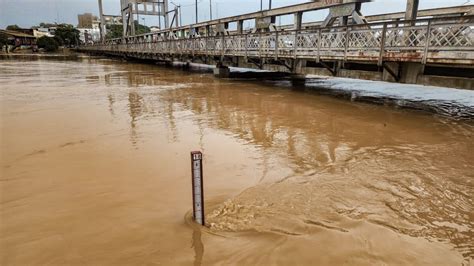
[0,0,470,29]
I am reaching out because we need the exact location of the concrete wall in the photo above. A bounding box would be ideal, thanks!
[418,75,473,90]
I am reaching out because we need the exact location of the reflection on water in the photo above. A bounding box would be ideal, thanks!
[156,78,473,259]
[96,60,473,259]
[1,58,472,265]
[128,92,144,146]
[192,225,204,266]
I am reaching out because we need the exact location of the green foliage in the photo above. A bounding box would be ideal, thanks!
[54,24,80,47]
[54,36,64,46]
[37,36,59,52]
[106,24,123,39]
[6,25,21,31]
[134,21,150,35]
[0,33,8,47]
[105,22,150,40]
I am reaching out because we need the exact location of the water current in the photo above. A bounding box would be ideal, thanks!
[1,57,472,265]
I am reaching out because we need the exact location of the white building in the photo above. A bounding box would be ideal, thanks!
[78,28,101,44]
[33,28,54,38]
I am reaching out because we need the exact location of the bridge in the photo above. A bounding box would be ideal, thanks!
[79,1,474,90]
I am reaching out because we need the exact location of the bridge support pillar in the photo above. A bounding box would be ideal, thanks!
[400,62,423,84]
[214,66,230,78]
[382,62,400,82]
[293,59,306,74]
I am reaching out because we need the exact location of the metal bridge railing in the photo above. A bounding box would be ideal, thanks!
[80,15,474,65]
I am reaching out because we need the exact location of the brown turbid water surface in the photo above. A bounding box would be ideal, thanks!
[1,58,473,265]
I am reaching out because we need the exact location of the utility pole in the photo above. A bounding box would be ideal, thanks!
[260,0,263,11]
[269,0,272,10]
[210,0,213,20]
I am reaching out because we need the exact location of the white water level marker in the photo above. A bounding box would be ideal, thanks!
[191,151,205,226]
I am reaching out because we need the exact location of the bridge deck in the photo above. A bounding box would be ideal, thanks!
[81,15,474,68]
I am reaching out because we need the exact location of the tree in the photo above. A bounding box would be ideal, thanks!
[0,33,9,52]
[0,33,8,47]
[6,25,21,31]
[106,24,123,39]
[54,24,80,47]
[37,36,59,52]
[134,21,150,35]
[105,22,150,40]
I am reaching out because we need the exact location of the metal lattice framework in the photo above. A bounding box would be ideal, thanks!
[82,16,474,65]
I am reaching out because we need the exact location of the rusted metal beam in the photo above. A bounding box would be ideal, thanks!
[383,62,400,82]
[370,5,472,22]
[155,0,369,33]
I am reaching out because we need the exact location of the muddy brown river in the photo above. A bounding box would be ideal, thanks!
[1,58,473,265]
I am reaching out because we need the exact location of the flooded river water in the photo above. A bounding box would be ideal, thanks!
[1,58,473,265]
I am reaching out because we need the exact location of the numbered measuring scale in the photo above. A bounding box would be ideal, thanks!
[191,151,205,226]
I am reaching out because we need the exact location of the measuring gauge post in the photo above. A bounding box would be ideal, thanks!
[191,151,205,226]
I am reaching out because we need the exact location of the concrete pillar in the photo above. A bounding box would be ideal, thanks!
[98,0,106,42]
[213,66,230,78]
[400,62,423,84]
[405,0,419,21]
[130,16,135,35]
[293,59,306,74]
[237,20,244,34]
[294,12,303,30]
[121,2,128,37]
[164,0,169,28]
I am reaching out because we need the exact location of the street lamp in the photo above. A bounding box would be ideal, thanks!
[195,0,198,24]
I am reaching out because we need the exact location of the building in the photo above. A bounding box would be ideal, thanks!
[77,13,101,44]
[33,28,55,38]
[78,28,100,44]
[104,16,123,25]
[78,13,99,28]
[150,26,160,32]
[0,29,37,52]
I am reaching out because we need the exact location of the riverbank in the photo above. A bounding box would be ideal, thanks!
[0,48,80,60]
